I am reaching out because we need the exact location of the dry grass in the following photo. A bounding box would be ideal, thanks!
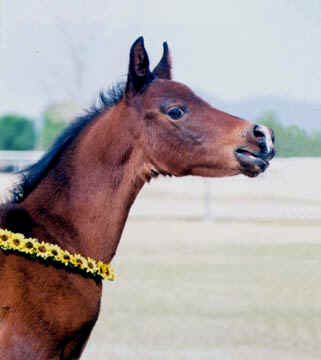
[84,220,321,360]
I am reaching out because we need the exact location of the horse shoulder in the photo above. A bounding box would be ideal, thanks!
[0,252,102,359]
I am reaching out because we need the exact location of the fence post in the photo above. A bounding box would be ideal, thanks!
[203,178,213,221]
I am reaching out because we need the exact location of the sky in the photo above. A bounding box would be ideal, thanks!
[0,0,320,118]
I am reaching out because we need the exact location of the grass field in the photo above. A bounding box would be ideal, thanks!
[1,158,321,359]
[81,220,321,360]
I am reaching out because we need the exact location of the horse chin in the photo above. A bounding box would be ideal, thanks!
[188,166,241,178]
[234,149,270,178]
[239,166,265,178]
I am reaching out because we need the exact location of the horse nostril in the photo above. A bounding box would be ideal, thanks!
[253,125,266,142]
[250,124,275,159]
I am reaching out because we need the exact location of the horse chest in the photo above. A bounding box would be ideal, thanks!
[0,253,102,357]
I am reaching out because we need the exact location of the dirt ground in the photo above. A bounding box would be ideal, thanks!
[0,158,321,359]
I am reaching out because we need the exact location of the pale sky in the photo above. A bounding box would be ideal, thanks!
[0,0,320,118]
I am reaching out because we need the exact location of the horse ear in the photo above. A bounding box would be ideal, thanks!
[125,36,153,99]
[153,42,172,80]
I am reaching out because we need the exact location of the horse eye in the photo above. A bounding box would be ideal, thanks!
[167,107,185,120]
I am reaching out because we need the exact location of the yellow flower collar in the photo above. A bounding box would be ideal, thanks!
[0,229,115,281]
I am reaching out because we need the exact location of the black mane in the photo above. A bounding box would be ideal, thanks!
[11,83,125,204]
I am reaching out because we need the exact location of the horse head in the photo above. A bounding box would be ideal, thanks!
[124,36,275,179]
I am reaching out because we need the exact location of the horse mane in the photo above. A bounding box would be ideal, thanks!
[11,82,125,204]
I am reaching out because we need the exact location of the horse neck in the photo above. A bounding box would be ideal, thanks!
[20,103,147,264]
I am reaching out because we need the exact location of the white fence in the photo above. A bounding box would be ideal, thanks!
[0,151,44,171]
[0,152,320,222]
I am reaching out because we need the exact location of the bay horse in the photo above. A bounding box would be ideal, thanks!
[0,37,275,359]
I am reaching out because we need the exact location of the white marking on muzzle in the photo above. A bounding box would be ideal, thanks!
[257,124,273,153]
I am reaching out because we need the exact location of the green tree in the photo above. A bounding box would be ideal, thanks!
[258,111,321,157]
[39,101,79,149]
[40,115,67,150]
[0,114,36,150]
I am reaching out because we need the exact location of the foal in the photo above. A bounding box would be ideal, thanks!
[0,37,275,359]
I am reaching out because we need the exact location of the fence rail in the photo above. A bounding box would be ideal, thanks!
[0,153,320,221]
[0,151,44,171]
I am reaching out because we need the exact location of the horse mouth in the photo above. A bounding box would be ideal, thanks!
[234,148,270,177]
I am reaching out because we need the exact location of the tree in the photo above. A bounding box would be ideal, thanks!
[258,111,321,157]
[0,114,36,150]
[40,101,79,149]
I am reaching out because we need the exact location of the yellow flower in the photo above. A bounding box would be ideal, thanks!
[73,254,86,269]
[21,238,36,254]
[10,233,25,250]
[106,266,116,281]
[35,242,50,259]
[61,250,72,266]
[86,257,97,274]
[48,244,64,261]
[0,228,115,281]
[97,261,109,279]
[69,254,78,266]
[0,229,14,249]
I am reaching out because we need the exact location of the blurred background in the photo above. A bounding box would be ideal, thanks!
[1,1,321,359]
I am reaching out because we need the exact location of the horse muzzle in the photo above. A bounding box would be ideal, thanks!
[234,124,276,177]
